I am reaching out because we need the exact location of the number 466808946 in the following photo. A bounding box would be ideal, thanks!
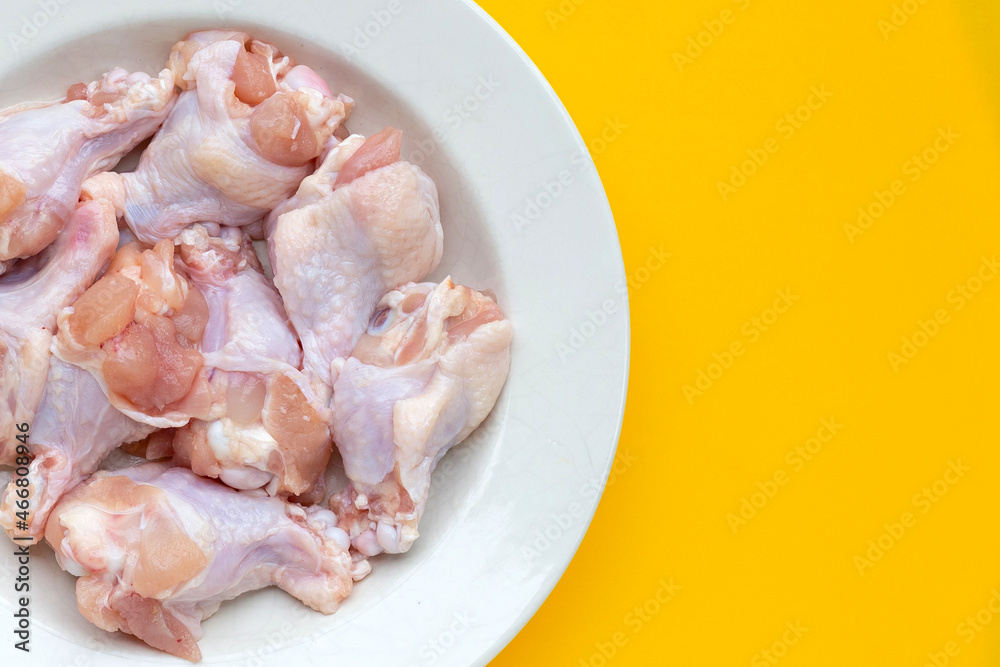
[13,422,31,528]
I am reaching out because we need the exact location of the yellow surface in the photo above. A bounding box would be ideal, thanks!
[478,0,1000,665]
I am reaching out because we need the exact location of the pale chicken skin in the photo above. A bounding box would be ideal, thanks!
[169,225,332,497]
[0,359,153,543]
[0,198,119,464]
[87,31,353,243]
[53,223,331,496]
[268,128,443,403]
[45,463,368,662]
[0,26,520,661]
[52,237,213,427]
[0,67,175,267]
[330,279,512,555]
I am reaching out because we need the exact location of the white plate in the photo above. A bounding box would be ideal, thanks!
[0,1,629,664]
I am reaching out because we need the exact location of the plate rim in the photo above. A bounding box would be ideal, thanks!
[0,0,631,664]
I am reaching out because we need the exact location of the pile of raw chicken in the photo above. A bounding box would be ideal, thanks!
[0,30,512,661]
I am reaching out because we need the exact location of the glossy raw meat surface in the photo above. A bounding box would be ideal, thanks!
[53,222,332,496]
[98,31,352,243]
[0,358,153,543]
[0,24,523,667]
[330,279,512,554]
[0,67,174,266]
[268,129,443,403]
[46,463,368,661]
[0,199,119,464]
[52,237,213,427]
[170,225,332,496]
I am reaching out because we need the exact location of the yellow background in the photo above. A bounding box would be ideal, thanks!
[479,0,1000,665]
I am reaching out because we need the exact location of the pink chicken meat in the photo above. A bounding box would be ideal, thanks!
[0,25,520,663]
[267,128,443,404]
[330,279,512,554]
[45,463,368,662]
[53,225,331,497]
[0,359,153,543]
[86,30,353,242]
[51,235,214,427]
[0,67,175,268]
[0,198,119,464]
[170,225,332,497]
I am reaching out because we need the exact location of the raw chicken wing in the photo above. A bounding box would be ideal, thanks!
[0,358,153,543]
[90,31,352,243]
[330,279,511,554]
[170,225,332,496]
[45,463,368,662]
[268,128,443,402]
[0,198,119,463]
[0,67,174,266]
[52,237,213,427]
